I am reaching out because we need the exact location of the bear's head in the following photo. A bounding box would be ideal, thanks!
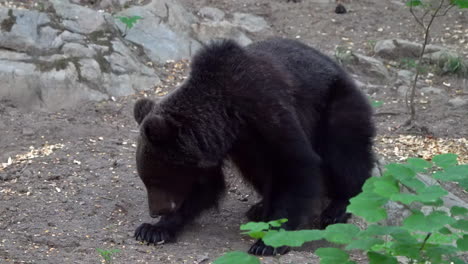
[133,98,218,217]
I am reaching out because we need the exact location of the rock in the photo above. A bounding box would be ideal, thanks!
[447,97,468,108]
[349,53,390,80]
[193,20,252,46]
[115,0,202,64]
[420,86,443,95]
[0,9,61,53]
[62,43,97,58]
[231,12,269,33]
[397,70,414,85]
[374,39,445,60]
[198,6,225,21]
[397,85,409,97]
[0,4,160,110]
[51,0,107,34]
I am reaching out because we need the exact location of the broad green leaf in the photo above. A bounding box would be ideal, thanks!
[458,178,468,191]
[263,229,323,247]
[451,219,468,231]
[359,225,402,236]
[345,238,384,250]
[424,244,459,262]
[362,176,379,192]
[456,235,468,251]
[406,0,422,7]
[450,256,466,264]
[438,227,452,235]
[268,218,288,227]
[404,211,456,232]
[347,192,388,222]
[368,251,398,264]
[323,224,360,244]
[385,164,416,180]
[406,158,431,172]
[392,185,447,205]
[240,222,270,232]
[390,229,419,244]
[373,177,399,198]
[433,164,468,182]
[432,153,458,168]
[398,177,426,191]
[315,248,354,264]
[243,231,266,239]
[391,242,421,259]
[451,206,468,216]
[453,0,468,8]
[213,251,260,264]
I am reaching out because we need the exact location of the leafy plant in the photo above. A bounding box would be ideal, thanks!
[115,15,143,37]
[214,153,468,264]
[96,248,120,264]
[334,46,354,65]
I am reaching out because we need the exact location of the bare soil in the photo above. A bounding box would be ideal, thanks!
[0,1,467,263]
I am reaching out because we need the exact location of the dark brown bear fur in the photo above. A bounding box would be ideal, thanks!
[133,37,375,256]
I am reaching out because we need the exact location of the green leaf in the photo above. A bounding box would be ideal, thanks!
[432,153,458,168]
[345,238,384,250]
[359,225,402,237]
[390,229,419,244]
[451,219,468,231]
[347,192,388,222]
[424,244,459,262]
[438,227,452,235]
[406,158,432,172]
[243,231,266,239]
[433,164,468,182]
[391,242,421,259]
[404,211,456,232]
[373,177,399,198]
[458,178,468,191]
[263,229,323,247]
[385,164,416,179]
[456,235,468,251]
[453,0,468,8]
[406,0,422,7]
[213,251,261,264]
[368,251,398,264]
[362,176,379,192]
[398,177,426,192]
[323,224,360,244]
[392,185,448,205]
[451,206,468,216]
[240,222,270,232]
[315,248,354,264]
[371,100,383,108]
[450,256,466,264]
[268,218,288,227]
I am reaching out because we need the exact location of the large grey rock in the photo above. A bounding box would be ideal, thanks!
[374,39,445,60]
[198,6,225,21]
[51,0,107,34]
[0,9,61,54]
[193,20,252,46]
[115,0,202,64]
[397,69,414,85]
[349,53,390,80]
[231,12,269,33]
[0,5,160,110]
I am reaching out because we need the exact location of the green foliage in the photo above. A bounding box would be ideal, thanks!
[214,153,467,264]
[213,251,261,264]
[96,248,120,264]
[115,15,143,36]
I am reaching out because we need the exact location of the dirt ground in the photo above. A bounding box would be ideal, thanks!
[1,0,467,263]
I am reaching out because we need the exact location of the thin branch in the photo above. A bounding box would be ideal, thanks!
[406,0,446,123]
[435,3,456,17]
[409,4,425,28]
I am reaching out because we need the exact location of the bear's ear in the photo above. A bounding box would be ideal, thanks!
[134,98,155,125]
[141,115,175,144]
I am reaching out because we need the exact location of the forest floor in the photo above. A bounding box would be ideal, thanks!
[0,0,467,263]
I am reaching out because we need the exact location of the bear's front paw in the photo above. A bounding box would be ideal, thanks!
[248,240,290,256]
[134,223,174,245]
